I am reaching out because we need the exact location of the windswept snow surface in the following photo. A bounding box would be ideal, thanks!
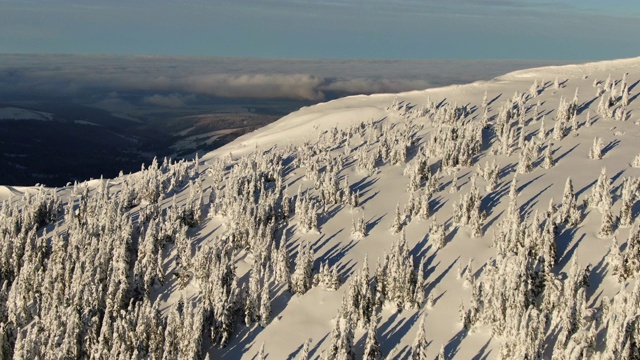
[2,57,640,359]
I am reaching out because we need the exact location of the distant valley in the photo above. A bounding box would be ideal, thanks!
[0,54,560,187]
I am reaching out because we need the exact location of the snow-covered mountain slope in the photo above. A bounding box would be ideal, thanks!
[1,57,640,359]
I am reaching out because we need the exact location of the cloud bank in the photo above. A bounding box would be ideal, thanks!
[0,54,562,103]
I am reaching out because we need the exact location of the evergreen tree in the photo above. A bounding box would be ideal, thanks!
[291,241,314,295]
[411,314,429,360]
[259,282,271,327]
[538,116,546,140]
[430,218,446,250]
[618,177,637,228]
[390,203,404,234]
[437,345,447,360]
[363,319,382,360]
[542,142,554,169]
[589,167,611,212]
[588,137,604,160]
[559,177,580,226]
[274,234,292,289]
[256,342,266,360]
[298,338,311,360]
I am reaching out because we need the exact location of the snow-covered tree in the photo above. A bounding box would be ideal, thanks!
[618,177,638,228]
[632,153,640,168]
[291,241,314,295]
[588,137,604,160]
[542,142,554,169]
[589,167,612,212]
[411,314,429,360]
[363,318,382,360]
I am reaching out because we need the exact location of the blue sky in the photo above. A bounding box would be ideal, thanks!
[1,0,639,60]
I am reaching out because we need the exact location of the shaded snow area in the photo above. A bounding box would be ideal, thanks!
[1,57,640,359]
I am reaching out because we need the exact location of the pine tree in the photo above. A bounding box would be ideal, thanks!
[621,223,640,280]
[274,234,291,288]
[508,174,518,201]
[542,142,554,169]
[559,177,581,226]
[619,177,637,228]
[256,342,266,360]
[632,153,640,168]
[259,282,271,327]
[298,339,311,360]
[588,137,604,160]
[324,317,355,360]
[430,218,446,250]
[245,266,261,326]
[426,292,435,309]
[606,237,624,281]
[598,198,615,238]
[570,113,578,133]
[291,241,313,295]
[552,118,566,141]
[529,80,539,98]
[418,192,431,220]
[470,207,484,238]
[589,167,611,212]
[411,314,429,360]
[449,172,458,193]
[390,203,404,234]
[351,213,368,239]
[517,144,532,174]
[363,319,382,360]
[538,116,546,140]
[621,85,630,107]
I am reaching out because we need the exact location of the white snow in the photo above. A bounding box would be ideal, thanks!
[3,56,640,359]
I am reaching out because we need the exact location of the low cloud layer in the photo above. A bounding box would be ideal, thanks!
[0,55,561,103]
[142,93,196,108]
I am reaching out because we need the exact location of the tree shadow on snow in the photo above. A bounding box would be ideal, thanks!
[520,184,552,217]
[351,176,379,197]
[553,143,579,164]
[430,196,447,215]
[379,311,422,356]
[316,239,358,278]
[360,190,380,206]
[483,210,504,235]
[576,179,597,200]
[426,257,460,294]
[578,96,599,115]
[410,231,431,260]
[311,229,344,261]
[487,94,502,107]
[309,333,329,359]
[517,173,544,194]
[286,342,305,360]
[445,328,468,359]
[602,139,620,158]
[587,254,609,301]
[556,229,586,270]
[471,339,493,360]
[366,214,386,234]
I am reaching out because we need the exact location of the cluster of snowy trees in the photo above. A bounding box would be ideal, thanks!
[0,70,638,359]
